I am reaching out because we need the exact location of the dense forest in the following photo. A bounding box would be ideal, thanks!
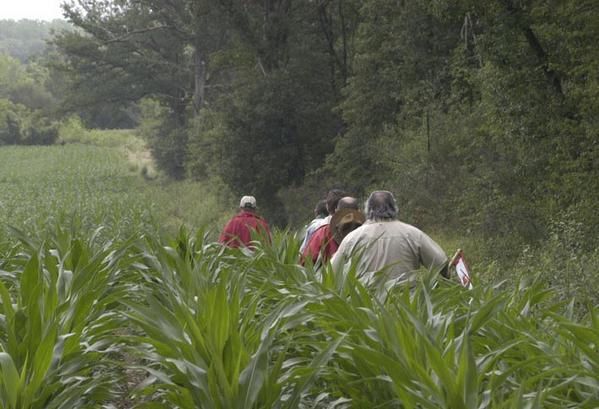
[2,1,599,253]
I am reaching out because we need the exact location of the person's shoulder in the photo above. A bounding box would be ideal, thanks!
[364,220,415,239]
[308,217,327,230]
[230,213,246,222]
[240,211,263,220]
[396,221,437,242]
[306,223,328,245]
[352,220,384,235]
[312,223,329,237]
[395,221,423,233]
[247,212,269,227]
[339,222,366,245]
[222,215,240,232]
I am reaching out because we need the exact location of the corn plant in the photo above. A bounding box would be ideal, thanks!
[0,226,130,408]
[119,228,342,408]
[301,259,599,408]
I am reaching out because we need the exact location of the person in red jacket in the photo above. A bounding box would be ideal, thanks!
[219,196,271,249]
[301,191,362,266]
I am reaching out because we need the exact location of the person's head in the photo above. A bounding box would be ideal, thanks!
[239,195,257,212]
[365,191,399,221]
[330,207,366,244]
[326,189,348,215]
[336,196,359,211]
[314,200,328,218]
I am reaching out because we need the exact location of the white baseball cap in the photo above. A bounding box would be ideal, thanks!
[239,195,257,209]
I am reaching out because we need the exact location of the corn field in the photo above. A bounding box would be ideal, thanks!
[1,145,598,408]
[0,226,597,408]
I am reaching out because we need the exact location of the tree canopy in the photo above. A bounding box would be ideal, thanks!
[40,0,599,245]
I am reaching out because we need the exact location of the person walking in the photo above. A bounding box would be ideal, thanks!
[299,199,329,253]
[332,190,448,289]
[219,195,271,249]
[301,191,363,265]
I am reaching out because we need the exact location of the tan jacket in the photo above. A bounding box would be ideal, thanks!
[331,220,447,287]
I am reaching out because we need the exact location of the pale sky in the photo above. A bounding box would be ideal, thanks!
[0,0,65,21]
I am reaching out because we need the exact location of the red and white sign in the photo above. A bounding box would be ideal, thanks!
[451,249,473,289]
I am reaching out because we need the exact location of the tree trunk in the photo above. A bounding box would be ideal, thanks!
[498,0,564,98]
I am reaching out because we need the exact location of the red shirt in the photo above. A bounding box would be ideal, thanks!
[218,211,271,248]
[301,223,338,265]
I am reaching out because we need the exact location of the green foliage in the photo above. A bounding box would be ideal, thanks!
[0,145,156,241]
[211,70,336,224]
[0,54,55,112]
[0,53,59,146]
[186,108,229,181]
[2,225,598,407]
[183,0,343,224]
[0,99,58,146]
[19,0,597,301]
[0,142,230,243]
[0,99,25,144]
[58,115,142,150]
[54,1,347,224]
[117,231,336,408]
[1,140,599,406]
[0,226,129,407]
[143,178,233,235]
[323,0,459,193]
[323,0,599,252]
[505,212,599,314]
[50,0,202,129]
[3,1,596,250]
[135,98,188,179]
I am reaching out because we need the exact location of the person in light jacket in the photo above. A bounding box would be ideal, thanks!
[332,190,448,289]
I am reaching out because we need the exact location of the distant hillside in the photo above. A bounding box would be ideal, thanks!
[0,19,72,61]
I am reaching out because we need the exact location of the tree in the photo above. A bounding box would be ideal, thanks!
[0,54,59,146]
[52,0,235,176]
[0,54,54,111]
[185,0,349,222]
[326,0,461,195]
[325,0,599,246]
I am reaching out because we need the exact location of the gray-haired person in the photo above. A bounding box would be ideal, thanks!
[331,191,448,291]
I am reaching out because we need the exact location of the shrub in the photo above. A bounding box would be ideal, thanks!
[0,99,57,145]
[59,116,141,149]
[0,99,25,145]
[57,115,87,143]
[21,114,58,145]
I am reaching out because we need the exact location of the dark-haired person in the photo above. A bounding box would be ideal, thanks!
[331,190,448,289]
[301,190,359,265]
[219,195,271,249]
[299,199,329,253]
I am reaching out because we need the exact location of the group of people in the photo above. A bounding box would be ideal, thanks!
[219,190,449,288]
